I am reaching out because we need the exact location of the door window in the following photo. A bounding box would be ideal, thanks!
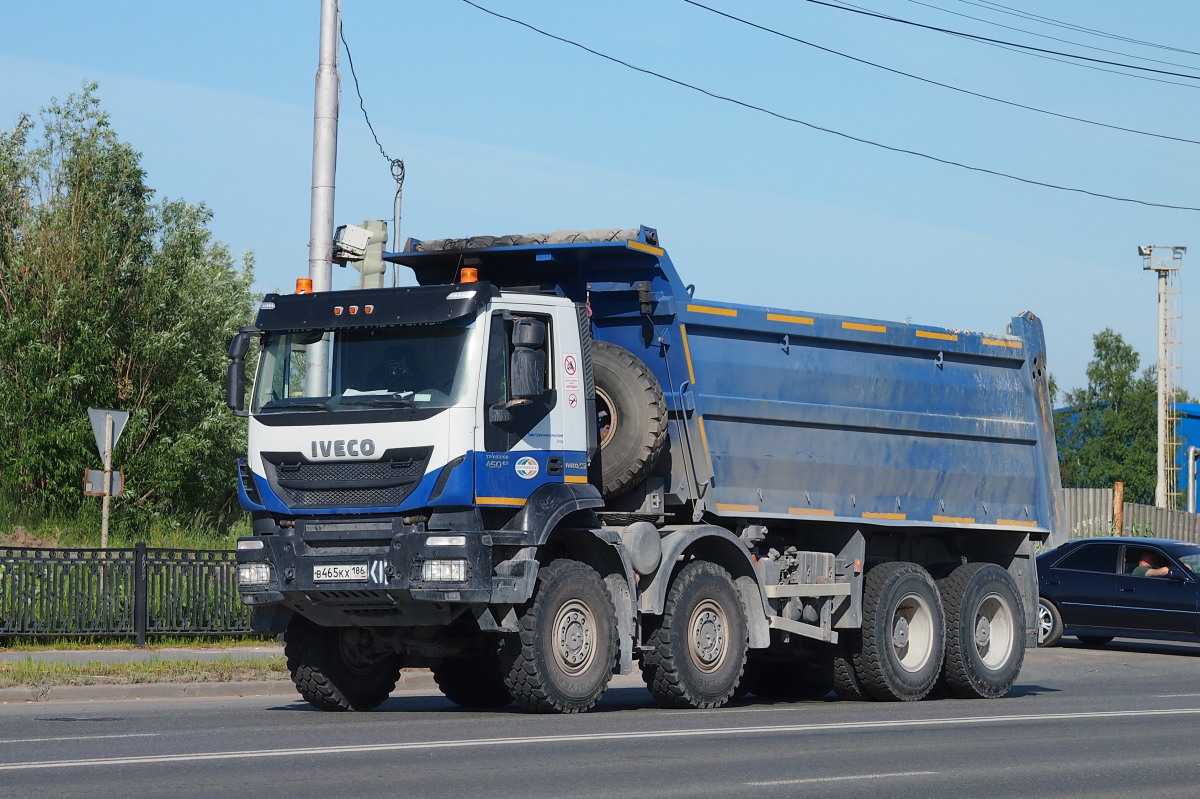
[1052,543,1120,574]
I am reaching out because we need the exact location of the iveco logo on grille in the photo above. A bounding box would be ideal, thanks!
[310,439,377,458]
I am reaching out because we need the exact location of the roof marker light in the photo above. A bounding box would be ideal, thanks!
[333,306,344,316]
[349,306,359,315]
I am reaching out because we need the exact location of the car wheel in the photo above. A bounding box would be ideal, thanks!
[1037,597,1063,648]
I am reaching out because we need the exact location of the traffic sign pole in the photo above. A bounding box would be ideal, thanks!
[102,412,113,549]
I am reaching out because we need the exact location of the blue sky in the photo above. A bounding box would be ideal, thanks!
[2,1,1199,395]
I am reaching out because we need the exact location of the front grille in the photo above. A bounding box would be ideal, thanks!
[260,447,432,510]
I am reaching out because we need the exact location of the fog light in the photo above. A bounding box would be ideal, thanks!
[237,538,264,551]
[422,559,467,582]
[238,563,272,586]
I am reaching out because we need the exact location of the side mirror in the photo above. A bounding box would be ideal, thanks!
[1168,568,1189,581]
[228,326,257,360]
[226,327,258,417]
[226,363,246,415]
[508,318,546,402]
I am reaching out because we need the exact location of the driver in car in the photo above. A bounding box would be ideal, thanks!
[1133,550,1170,578]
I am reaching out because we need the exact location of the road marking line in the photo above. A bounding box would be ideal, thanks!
[748,771,937,786]
[4,708,1200,772]
[0,734,159,744]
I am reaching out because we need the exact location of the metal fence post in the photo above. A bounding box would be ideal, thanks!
[134,542,148,647]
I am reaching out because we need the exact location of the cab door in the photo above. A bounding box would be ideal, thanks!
[473,306,567,506]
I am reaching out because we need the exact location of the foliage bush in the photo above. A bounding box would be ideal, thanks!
[1054,328,1189,506]
[0,84,256,543]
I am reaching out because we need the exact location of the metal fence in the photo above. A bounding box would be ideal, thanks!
[0,544,253,643]
[1062,488,1200,544]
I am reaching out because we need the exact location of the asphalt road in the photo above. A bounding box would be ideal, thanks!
[3,639,1200,799]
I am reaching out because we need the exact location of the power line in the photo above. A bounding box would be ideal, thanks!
[953,0,1200,59]
[458,0,1200,213]
[681,0,1200,146]
[339,12,406,251]
[339,15,402,171]
[904,0,1200,71]
[810,0,1200,81]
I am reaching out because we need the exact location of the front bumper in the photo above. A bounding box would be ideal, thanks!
[236,522,536,626]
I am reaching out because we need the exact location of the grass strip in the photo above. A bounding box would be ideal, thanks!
[0,656,289,690]
[0,635,278,652]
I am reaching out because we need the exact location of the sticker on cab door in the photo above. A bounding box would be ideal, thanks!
[515,456,539,479]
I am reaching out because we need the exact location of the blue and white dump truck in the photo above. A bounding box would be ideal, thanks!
[228,225,1063,713]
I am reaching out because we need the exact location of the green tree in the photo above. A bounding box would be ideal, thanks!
[1055,329,1158,504]
[0,84,256,539]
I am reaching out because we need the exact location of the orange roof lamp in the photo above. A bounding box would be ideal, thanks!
[459,267,478,284]
[295,278,313,294]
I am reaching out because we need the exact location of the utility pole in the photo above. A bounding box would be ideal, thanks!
[1139,245,1185,508]
[306,0,340,396]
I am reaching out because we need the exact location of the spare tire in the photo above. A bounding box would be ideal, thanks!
[591,340,667,498]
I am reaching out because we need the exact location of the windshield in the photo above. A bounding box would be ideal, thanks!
[253,321,476,414]
[1174,548,1200,573]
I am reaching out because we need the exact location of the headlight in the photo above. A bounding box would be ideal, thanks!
[422,559,467,582]
[238,563,273,586]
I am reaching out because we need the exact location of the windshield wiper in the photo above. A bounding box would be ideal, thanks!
[260,399,331,411]
[339,395,417,409]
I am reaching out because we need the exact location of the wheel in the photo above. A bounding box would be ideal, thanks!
[853,562,945,702]
[1077,635,1113,647]
[1037,597,1063,648]
[284,619,401,711]
[937,563,1024,699]
[641,560,749,709]
[432,650,514,708]
[824,633,871,701]
[591,341,667,498]
[500,559,618,713]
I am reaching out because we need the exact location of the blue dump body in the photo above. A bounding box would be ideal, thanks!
[391,225,1063,544]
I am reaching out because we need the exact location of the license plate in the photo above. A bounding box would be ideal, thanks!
[313,563,368,582]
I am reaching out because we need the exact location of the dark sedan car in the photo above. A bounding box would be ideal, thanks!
[1037,536,1200,647]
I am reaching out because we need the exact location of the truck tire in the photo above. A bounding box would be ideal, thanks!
[936,563,1024,699]
[824,634,871,701]
[1037,597,1063,648]
[853,562,944,702]
[592,340,667,498]
[432,651,514,708]
[283,619,401,712]
[500,559,618,713]
[641,560,749,709]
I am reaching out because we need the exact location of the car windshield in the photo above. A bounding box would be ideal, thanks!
[253,320,477,413]
[1173,548,1200,573]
